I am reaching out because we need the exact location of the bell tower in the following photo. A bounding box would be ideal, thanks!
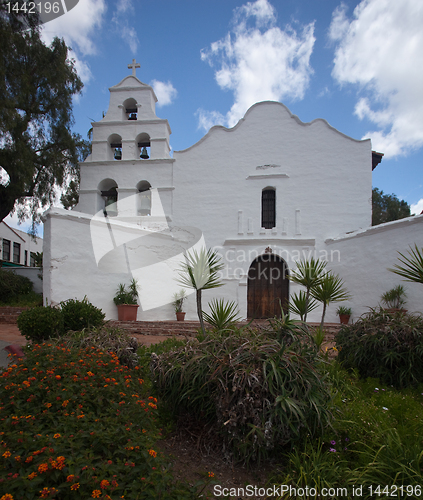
[76,59,174,226]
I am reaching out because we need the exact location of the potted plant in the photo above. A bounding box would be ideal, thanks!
[113,279,139,321]
[381,285,407,313]
[336,305,352,324]
[172,289,187,321]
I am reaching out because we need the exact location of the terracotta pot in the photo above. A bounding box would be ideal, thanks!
[176,312,186,321]
[339,314,350,325]
[117,304,139,321]
[385,308,408,315]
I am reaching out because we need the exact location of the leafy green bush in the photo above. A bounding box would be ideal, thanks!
[60,296,105,332]
[54,325,139,368]
[0,343,200,499]
[336,308,423,387]
[271,367,423,494]
[17,305,63,342]
[0,268,33,303]
[151,325,332,464]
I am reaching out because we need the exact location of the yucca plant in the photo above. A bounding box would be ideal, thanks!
[288,290,318,321]
[311,272,350,329]
[389,244,423,284]
[202,298,241,331]
[176,248,224,335]
[289,258,327,322]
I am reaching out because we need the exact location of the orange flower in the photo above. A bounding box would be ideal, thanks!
[66,474,75,482]
[70,483,80,490]
[92,491,101,498]
[100,479,110,489]
[0,494,14,500]
[55,375,61,380]
[2,451,11,458]
[28,472,37,480]
[53,433,61,439]
[148,449,157,458]
[208,471,215,478]
[38,463,49,473]
[39,488,50,498]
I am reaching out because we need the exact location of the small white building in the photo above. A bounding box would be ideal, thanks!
[43,62,423,322]
[0,221,43,267]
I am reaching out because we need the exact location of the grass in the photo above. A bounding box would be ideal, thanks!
[1,327,423,499]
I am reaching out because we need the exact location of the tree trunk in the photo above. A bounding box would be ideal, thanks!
[304,288,311,323]
[320,302,327,330]
[196,289,205,336]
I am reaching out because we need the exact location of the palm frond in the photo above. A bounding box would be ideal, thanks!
[389,244,423,284]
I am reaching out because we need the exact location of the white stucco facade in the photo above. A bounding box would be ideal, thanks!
[43,69,423,322]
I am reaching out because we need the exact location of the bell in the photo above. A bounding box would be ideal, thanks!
[140,147,149,159]
[114,148,122,160]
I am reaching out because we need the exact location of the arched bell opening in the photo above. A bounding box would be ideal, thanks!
[123,97,138,121]
[98,179,118,217]
[247,254,289,319]
[108,134,122,161]
[137,180,151,216]
[136,133,151,160]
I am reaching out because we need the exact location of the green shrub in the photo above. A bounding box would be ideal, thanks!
[17,305,63,342]
[0,268,33,303]
[54,325,139,368]
[151,325,332,464]
[60,296,105,332]
[336,308,423,387]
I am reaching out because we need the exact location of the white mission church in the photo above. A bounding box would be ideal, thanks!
[43,61,423,323]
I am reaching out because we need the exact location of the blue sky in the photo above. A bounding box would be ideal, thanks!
[5,0,423,231]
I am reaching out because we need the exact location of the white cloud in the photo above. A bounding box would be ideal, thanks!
[112,0,139,55]
[150,80,178,107]
[199,0,315,130]
[195,109,226,131]
[329,0,423,158]
[411,198,423,215]
[41,0,106,56]
[41,0,107,84]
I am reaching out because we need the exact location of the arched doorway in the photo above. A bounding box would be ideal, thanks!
[247,254,289,319]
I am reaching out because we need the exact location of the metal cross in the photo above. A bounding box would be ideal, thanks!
[128,58,140,77]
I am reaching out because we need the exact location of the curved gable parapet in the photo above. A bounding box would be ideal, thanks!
[176,101,369,154]
[109,76,158,102]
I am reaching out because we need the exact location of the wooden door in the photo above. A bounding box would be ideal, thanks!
[247,255,289,319]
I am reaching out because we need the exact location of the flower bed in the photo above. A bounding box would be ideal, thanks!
[0,343,196,499]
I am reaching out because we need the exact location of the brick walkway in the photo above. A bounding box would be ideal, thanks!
[0,323,183,348]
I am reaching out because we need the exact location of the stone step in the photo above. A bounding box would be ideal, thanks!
[108,319,342,339]
[0,307,29,324]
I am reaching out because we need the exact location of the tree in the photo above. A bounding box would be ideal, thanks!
[310,272,350,329]
[289,257,327,322]
[372,188,411,226]
[176,248,224,336]
[0,2,89,231]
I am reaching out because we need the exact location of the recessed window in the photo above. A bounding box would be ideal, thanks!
[262,188,276,229]
[2,239,10,261]
[13,242,20,264]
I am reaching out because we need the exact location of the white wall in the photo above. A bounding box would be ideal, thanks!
[325,215,423,322]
